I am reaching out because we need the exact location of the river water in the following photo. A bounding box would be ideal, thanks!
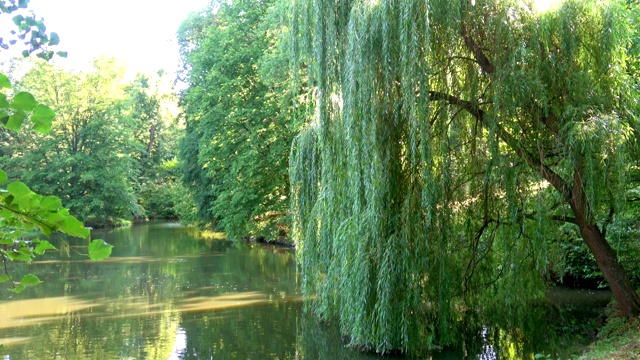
[0,222,610,359]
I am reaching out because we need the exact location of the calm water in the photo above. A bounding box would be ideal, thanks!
[0,223,610,359]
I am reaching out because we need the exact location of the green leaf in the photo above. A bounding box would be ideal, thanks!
[12,15,24,27]
[88,239,113,261]
[7,181,32,198]
[19,274,42,286]
[21,50,29,58]
[0,169,6,184]
[49,32,59,46]
[0,93,10,108]
[6,249,32,262]
[60,216,90,238]
[41,196,61,211]
[34,240,56,255]
[0,73,10,89]
[5,112,25,131]
[10,284,26,294]
[56,51,68,58]
[0,274,11,283]
[12,92,37,111]
[31,104,55,134]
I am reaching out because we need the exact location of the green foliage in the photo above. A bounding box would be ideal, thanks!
[0,0,65,60]
[578,316,640,359]
[0,72,110,293]
[561,204,640,288]
[0,1,112,295]
[87,239,113,261]
[178,0,303,239]
[124,72,185,221]
[289,0,640,355]
[1,59,144,227]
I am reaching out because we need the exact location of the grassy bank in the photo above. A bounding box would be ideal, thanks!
[578,315,640,359]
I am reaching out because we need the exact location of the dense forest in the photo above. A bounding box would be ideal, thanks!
[1,0,640,357]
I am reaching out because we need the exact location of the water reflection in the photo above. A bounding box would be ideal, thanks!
[0,222,608,359]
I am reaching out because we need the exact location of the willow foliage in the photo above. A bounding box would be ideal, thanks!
[289,0,638,354]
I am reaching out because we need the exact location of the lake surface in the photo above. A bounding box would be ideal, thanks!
[0,222,610,359]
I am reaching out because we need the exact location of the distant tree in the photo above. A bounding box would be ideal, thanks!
[178,0,301,239]
[125,72,187,220]
[1,58,143,226]
[0,0,111,294]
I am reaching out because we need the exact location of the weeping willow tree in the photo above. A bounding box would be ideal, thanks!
[289,0,640,354]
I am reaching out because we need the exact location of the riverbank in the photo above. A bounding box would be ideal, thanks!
[578,312,640,359]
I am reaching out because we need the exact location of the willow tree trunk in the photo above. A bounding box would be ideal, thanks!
[458,22,640,319]
[569,193,640,317]
[577,219,640,317]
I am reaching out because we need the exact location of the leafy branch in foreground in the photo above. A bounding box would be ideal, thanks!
[0,74,112,294]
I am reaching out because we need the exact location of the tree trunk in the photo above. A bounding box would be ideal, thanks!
[146,124,156,158]
[573,217,640,317]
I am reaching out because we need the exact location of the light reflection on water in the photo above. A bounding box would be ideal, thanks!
[169,328,187,360]
[0,222,609,359]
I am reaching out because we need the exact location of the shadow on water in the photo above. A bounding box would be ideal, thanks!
[0,222,610,359]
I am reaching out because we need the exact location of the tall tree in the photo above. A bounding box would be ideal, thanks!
[1,58,143,226]
[0,0,112,295]
[289,0,640,354]
[125,72,185,220]
[178,0,300,239]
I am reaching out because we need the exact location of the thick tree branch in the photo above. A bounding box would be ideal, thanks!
[461,25,495,74]
[428,91,572,201]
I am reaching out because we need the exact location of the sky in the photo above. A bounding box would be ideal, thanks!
[2,0,212,76]
[1,0,562,77]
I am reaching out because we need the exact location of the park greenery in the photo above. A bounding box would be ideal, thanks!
[288,0,640,355]
[0,0,639,357]
[177,0,306,240]
[0,0,112,295]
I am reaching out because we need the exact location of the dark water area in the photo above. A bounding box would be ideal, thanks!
[0,222,610,359]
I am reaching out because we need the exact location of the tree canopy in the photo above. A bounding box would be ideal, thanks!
[289,0,640,354]
[0,0,112,295]
[178,0,303,239]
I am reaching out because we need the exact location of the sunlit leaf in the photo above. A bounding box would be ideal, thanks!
[5,112,25,131]
[0,169,6,184]
[7,181,32,198]
[0,93,10,107]
[34,240,56,255]
[40,196,61,211]
[31,104,55,134]
[9,284,25,294]
[6,249,31,262]
[88,239,113,261]
[49,32,59,46]
[12,91,37,111]
[0,274,11,283]
[19,274,42,286]
[60,216,90,238]
[0,73,10,89]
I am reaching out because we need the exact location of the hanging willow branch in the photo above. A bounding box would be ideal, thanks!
[289,0,639,354]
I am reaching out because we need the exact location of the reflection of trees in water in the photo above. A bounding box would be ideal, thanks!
[0,223,301,359]
[0,223,605,359]
[179,303,299,359]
